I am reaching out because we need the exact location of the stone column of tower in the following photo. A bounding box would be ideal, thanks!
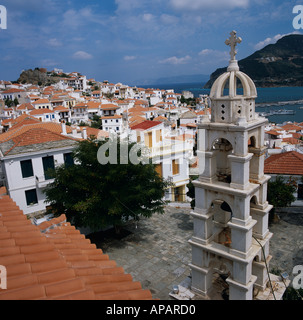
[189,31,273,300]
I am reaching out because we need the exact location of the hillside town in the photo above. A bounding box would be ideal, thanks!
[0,69,302,218]
[0,58,302,301]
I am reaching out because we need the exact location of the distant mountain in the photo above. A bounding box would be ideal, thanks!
[204,34,303,88]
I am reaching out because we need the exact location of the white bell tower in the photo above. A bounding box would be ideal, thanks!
[189,31,273,300]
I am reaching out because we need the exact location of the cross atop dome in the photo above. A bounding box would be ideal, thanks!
[225,30,242,61]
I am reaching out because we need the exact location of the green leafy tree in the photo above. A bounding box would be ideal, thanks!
[90,115,102,129]
[5,98,13,108]
[13,98,19,106]
[44,138,170,232]
[267,175,296,210]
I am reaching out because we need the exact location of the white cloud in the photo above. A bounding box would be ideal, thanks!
[40,59,59,67]
[115,0,143,12]
[73,51,93,60]
[254,31,301,50]
[124,55,136,61]
[199,49,229,61]
[169,0,249,11]
[160,14,179,25]
[199,49,213,55]
[47,38,62,47]
[159,55,191,65]
[142,13,155,22]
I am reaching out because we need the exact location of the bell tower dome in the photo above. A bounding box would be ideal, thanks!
[210,31,258,125]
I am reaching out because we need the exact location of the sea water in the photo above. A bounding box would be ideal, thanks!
[141,83,303,124]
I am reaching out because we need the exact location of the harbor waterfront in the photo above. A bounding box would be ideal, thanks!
[140,83,303,124]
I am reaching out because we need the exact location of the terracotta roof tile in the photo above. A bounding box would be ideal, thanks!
[0,195,153,300]
[264,151,303,175]
[131,120,162,131]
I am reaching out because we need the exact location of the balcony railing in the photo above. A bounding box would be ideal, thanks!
[35,175,54,188]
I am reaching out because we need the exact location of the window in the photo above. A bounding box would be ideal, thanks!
[116,119,119,123]
[64,153,74,167]
[20,160,34,178]
[42,156,55,180]
[25,189,38,206]
[155,164,162,177]
[116,127,119,131]
[172,159,179,175]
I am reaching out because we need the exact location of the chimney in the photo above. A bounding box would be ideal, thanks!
[82,127,87,140]
[61,121,67,135]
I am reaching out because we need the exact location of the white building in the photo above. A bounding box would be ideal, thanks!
[0,124,79,215]
[102,114,123,134]
[130,120,192,202]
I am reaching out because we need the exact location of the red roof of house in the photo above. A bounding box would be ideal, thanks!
[32,99,50,105]
[30,109,54,116]
[131,120,162,131]
[0,122,73,143]
[266,130,280,136]
[282,137,302,145]
[0,193,152,300]
[281,124,303,131]
[2,88,25,94]
[100,104,119,110]
[264,151,303,175]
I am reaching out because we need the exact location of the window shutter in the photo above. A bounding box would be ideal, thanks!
[20,160,34,178]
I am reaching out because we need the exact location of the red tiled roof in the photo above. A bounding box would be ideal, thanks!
[0,194,152,300]
[282,137,302,145]
[2,88,25,94]
[101,115,122,120]
[16,103,34,111]
[264,151,303,175]
[1,115,40,131]
[131,120,162,131]
[281,124,303,131]
[32,99,50,105]
[266,130,280,136]
[100,104,119,110]
[292,132,303,139]
[0,122,73,144]
[30,109,54,115]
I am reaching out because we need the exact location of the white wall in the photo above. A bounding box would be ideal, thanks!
[3,148,73,215]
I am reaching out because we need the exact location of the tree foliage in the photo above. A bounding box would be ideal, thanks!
[90,115,102,129]
[44,138,170,232]
[267,175,296,209]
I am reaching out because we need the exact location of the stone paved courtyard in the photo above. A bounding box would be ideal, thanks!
[88,205,303,300]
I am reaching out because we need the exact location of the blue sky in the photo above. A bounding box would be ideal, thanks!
[0,0,302,85]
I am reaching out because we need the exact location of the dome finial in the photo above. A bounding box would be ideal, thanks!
[225,30,242,71]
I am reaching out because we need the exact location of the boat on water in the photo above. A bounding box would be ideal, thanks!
[258,109,295,117]
[274,109,295,115]
[259,111,273,117]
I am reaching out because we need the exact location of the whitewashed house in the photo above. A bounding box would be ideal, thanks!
[130,120,192,202]
[0,124,79,215]
[102,114,123,134]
